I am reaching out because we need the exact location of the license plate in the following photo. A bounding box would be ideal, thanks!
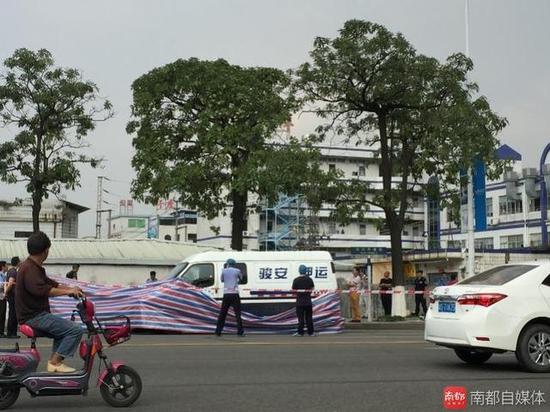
[438,301,456,313]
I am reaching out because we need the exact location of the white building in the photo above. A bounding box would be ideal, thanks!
[195,145,425,256]
[0,198,88,239]
[109,210,198,242]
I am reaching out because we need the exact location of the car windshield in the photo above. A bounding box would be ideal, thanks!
[167,262,188,278]
[459,265,536,286]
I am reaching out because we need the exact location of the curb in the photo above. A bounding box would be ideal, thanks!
[344,321,425,330]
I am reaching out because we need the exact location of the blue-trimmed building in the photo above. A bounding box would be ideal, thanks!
[435,144,550,251]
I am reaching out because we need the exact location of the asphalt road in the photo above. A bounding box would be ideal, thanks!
[2,330,550,412]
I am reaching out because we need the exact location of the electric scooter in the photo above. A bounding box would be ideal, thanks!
[0,297,142,409]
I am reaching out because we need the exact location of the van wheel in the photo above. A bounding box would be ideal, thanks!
[516,324,550,372]
[454,348,492,364]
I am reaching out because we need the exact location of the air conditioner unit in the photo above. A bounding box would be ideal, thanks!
[242,231,250,237]
[489,217,499,226]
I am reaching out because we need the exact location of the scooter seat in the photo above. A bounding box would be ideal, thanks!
[20,325,36,339]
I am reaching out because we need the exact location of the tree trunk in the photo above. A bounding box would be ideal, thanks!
[230,189,247,251]
[389,218,404,285]
[32,188,42,232]
[378,112,405,286]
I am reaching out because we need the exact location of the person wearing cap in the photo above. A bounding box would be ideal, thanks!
[215,258,244,336]
[292,264,316,336]
[4,256,21,338]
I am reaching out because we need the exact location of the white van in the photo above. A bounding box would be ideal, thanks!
[168,251,337,315]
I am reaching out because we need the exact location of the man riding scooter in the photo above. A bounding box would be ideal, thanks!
[15,231,85,373]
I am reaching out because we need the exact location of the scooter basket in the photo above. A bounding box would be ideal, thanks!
[100,316,131,346]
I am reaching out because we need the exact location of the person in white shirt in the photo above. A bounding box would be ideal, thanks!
[347,268,362,322]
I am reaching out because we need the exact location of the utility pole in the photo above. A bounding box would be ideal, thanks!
[465,0,475,278]
[96,176,104,239]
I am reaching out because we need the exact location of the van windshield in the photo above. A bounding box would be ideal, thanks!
[168,262,188,278]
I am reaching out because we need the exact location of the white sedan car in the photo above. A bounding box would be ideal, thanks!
[425,262,550,372]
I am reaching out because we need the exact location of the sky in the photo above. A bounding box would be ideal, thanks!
[1,0,549,237]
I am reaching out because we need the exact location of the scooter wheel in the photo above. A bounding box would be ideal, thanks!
[100,365,142,407]
[0,386,20,410]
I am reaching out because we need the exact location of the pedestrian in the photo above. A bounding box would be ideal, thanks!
[146,271,157,283]
[413,269,428,319]
[359,267,369,319]
[292,264,316,336]
[215,258,244,336]
[347,267,362,322]
[4,256,21,338]
[447,273,458,285]
[66,264,80,280]
[0,260,7,337]
[15,231,84,372]
[379,271,393,316]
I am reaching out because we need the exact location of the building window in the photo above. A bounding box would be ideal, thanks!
[187,233,197,243]
[447,240,462,249]
[530,233,542,247]
[358,166,365,176]
[359,224,366,235]
[500,234,523,249]
[486,197,493,217]
[474,237,494,250]
[498,196,522,215]
[128,218,146,228]
[328,164,336,172]
[14,231,33,238]
[328,221,337,235]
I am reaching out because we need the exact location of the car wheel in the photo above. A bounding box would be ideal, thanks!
[454,348,493,364]
[516,324,550,373]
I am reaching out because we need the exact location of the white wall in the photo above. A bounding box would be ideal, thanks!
[44,263,176,286]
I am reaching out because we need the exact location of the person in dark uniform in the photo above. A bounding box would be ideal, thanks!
[413,270,428,318]
[292,264,316,336]
[379,271,393,316]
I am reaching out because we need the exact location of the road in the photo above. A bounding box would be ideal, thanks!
[2,330,549,411]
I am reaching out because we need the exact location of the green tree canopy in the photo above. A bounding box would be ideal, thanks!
[128,58,336,250]
[295,20,507,285]
[0,48,112,231]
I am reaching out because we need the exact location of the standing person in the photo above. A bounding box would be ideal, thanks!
[359,267,369,319]
[379,271,393,316]
[413,270,428,318]
[5,256,21,338]
[292,264,316,336]
[215,258,244,337]
[146,271,157,283]
[0,261,7,337]
[66,264,80,280]
[347,267,362,322]
[16,231,85,372]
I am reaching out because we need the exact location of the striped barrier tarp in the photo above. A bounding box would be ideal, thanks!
[49,277,344,334]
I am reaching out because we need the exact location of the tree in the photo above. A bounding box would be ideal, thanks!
[128,58,336,250]
[0,48,112,231]
[295,20,507,285]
